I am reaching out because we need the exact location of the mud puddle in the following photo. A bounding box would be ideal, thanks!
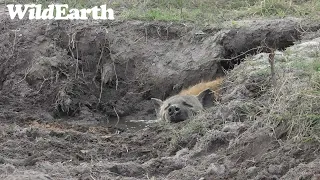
[64,116,156,132]
[106,117,158,132]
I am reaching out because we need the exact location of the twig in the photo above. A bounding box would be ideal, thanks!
[145,25,148,43]
[105,40,119,90]
[67,32,78,79]
[11,28,20,55]
[156,26,161,37]
[93,45,104,84]
[268,48,276,87]
[75,40,79,79]
[90,174,97,180]
[113,107,120,127]
[13,66,32,88]
[217,46,267,61]
[102,28,119,90]
[36,76,49,94]
[98,68,103,104]
[112,60,119,90]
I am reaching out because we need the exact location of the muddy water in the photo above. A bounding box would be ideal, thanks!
[106,117,159,131]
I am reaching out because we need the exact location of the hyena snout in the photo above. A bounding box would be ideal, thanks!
[151,88,214,123]
[167,104,189,123]
[168,105,181,116]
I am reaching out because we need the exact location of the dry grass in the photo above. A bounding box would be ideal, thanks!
[264,71,320,142]
[169,116,209,149]
[228,49,320,143]
[155,111,212,153]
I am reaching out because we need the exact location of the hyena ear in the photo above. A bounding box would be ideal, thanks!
[151,98,163,114]
[196,89,214,108]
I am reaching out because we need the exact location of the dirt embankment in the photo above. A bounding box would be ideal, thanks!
[0,5,320,180]
[0,14,313,123]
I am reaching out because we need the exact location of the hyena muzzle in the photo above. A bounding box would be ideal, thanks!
[151,89,214,123]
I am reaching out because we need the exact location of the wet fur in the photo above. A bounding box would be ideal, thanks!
[152,78,223,123]
[179,77,223,97]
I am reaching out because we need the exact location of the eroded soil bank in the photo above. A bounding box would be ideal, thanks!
[0,5,320,180]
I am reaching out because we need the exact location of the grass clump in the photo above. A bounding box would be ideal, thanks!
[222,46,320,143]
[157,114,210,153]
[263,50,320,142]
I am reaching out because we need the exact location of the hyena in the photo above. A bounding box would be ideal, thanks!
[151,78,223,123]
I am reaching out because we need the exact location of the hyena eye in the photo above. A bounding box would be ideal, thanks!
[182,101,193,107]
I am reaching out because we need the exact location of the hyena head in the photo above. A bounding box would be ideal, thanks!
[151,89,214,123]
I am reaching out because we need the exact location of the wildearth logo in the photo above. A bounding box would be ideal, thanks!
[6,4,115,20]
